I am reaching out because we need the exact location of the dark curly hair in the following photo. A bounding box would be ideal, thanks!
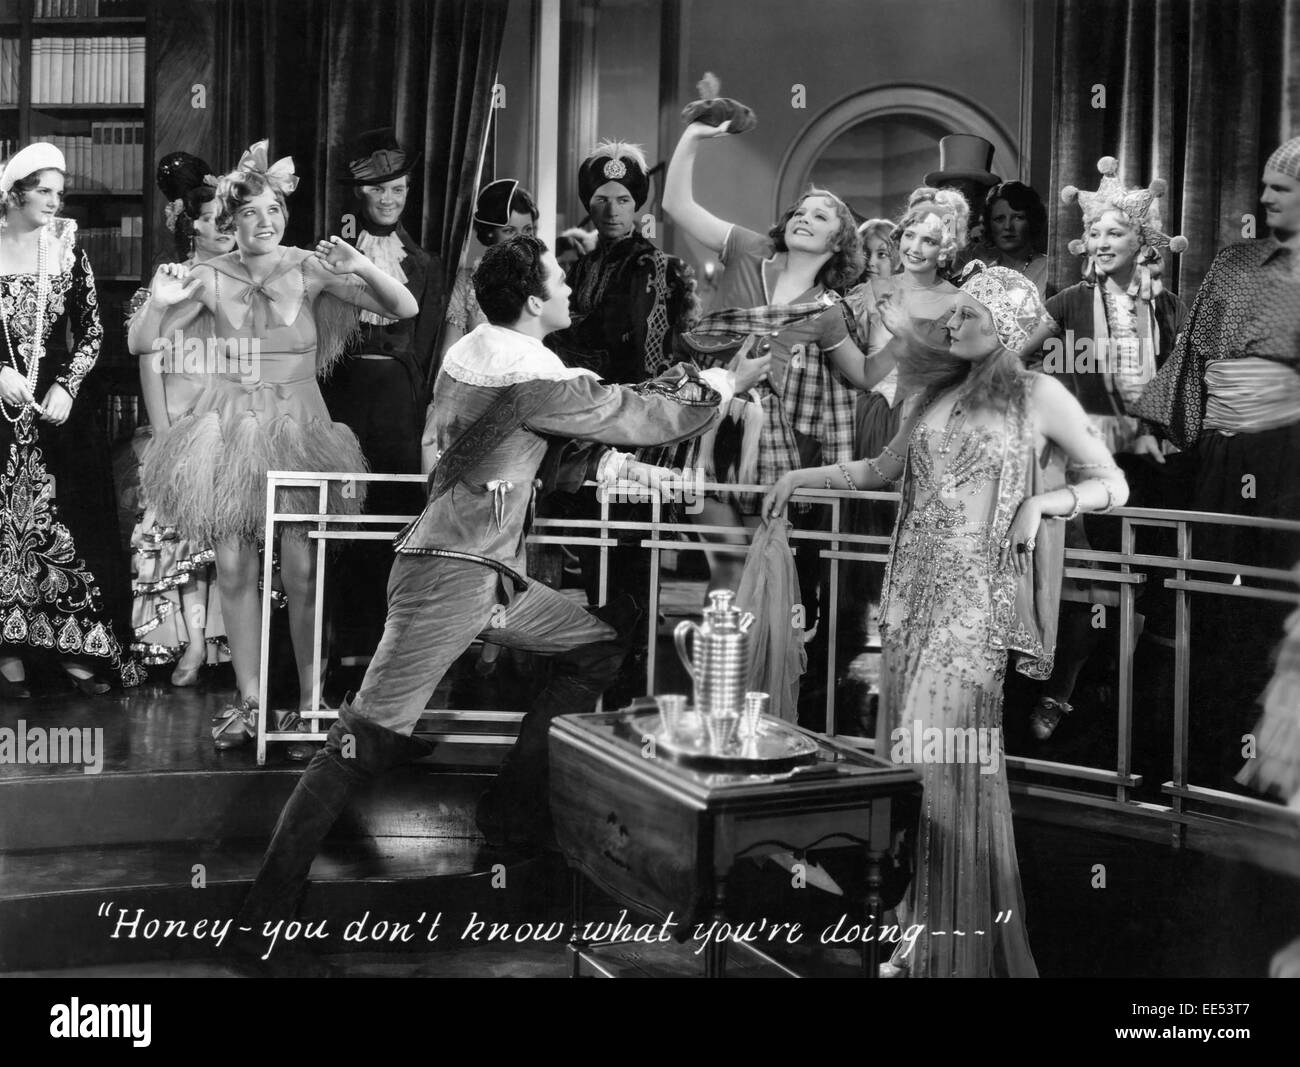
[170,185,218,260]
[216,170,289,234]
[767,187,864,290]
[474,235,551,325]
[3,168,65,215]
[981,180,1048,253]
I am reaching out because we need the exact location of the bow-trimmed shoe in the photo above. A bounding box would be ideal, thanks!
[212,696,260,750]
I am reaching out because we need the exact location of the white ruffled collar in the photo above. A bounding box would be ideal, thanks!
[443,323,598,387]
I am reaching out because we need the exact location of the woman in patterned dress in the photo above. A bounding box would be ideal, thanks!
[127,152,232,684]
[0,143,145,698]
[765,266,1129,976]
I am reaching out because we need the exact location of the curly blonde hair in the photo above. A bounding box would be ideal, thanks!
[893,187,970,269]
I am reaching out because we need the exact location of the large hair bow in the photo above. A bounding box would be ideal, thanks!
[236,140,299,195]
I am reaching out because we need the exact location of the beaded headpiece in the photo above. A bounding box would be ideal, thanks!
[1060,156,1188,255]
[958,262,1045,352]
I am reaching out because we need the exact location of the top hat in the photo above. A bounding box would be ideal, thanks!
[924,134,1000,188]
[340,127,421,185]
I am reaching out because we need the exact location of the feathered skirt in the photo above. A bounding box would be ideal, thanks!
[141,369,369,546]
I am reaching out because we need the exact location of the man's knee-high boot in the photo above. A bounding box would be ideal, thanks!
[477,635,626,845]
[237,703,432,932]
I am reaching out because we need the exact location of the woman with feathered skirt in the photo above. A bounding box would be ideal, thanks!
[129,141,418,749]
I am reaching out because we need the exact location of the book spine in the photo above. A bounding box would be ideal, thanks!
[61,37,74,105]
[90,121,102,190]
[74,37,86,104]
[130,37,143,104]
[31,38,42,104]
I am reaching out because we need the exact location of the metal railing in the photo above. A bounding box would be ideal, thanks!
[255,469,1300,851]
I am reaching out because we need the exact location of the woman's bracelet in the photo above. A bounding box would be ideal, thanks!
[866,456,895,485]
[838,462,859,492]
[1095,477,1121,514]
[1063,484,1083,521]
[1061,477,1121,520]
[881,443,905,465]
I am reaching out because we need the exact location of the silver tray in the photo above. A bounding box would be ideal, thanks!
[623,710,821,773]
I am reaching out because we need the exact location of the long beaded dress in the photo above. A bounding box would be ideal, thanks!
[0,218,145,686]
[875,376,1051,978]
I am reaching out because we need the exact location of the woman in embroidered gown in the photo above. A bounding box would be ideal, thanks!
[131,141,418,748]
[0,143,145,697]
[1016,158,1187,740]
[765,266,1129,977]
[127,152,232,684]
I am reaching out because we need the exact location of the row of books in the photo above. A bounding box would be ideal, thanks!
[30,37,146,104]
[80,219,144,278]
[28,0,146,15]
[30,124,144,191]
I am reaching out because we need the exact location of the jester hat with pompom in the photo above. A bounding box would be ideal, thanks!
[1060,156,1188,256]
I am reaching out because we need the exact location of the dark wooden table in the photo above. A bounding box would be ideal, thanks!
[550,710,921,978]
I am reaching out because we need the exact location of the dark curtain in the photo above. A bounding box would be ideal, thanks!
[215,0,509,262]
[1049,0,1300,299]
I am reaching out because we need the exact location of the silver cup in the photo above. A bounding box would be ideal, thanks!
[656,693,688,741]
[704,710,741,754]
[742,691,770,739]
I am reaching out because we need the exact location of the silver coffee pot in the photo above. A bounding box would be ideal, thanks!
[674,589,755,719]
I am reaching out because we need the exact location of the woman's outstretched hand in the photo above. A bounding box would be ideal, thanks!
[685,118,733,140]
[762,471,801,523]
[149,263,201,308]
[313,236,368,276]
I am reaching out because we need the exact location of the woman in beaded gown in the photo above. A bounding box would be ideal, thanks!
[766,265,1129,977]
[130,141,418,749]
[0,144,145,696]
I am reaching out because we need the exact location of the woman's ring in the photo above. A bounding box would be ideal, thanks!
[1000,539,1011,549]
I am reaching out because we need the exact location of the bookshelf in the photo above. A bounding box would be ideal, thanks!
[0,0,152,413]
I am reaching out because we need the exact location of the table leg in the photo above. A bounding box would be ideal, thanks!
[863,846,884,979]
[706,876,728,979]
[569,867,586,979]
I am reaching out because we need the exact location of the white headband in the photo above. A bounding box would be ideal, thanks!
[0,142,67,197]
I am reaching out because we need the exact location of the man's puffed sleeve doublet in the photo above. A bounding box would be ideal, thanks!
[524,363,726,449]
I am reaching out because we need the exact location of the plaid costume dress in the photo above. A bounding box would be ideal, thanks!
[690,225,856,513]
